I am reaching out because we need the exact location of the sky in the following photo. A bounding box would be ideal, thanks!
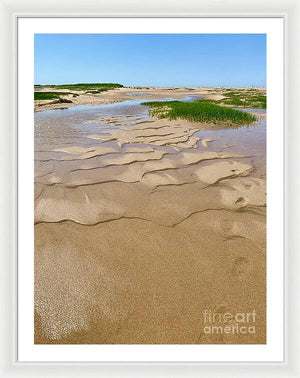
[34,34,266,87]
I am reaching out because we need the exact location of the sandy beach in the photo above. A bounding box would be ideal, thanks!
[34,88,266,344]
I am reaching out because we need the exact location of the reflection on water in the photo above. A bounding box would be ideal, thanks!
[34,96,202,151]
[35,98,266,178]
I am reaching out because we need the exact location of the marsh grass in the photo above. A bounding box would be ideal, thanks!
[85,90,101,94]
[220,96,245,106]
[34,92,73,100]
[142,100,256,125]
[218,89,266,109]
[84,88,112,94]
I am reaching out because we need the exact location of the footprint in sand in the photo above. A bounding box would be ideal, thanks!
[219,219,235,234]
[231,256,251,279]
[220,177,266,208]
[235,197,246,207]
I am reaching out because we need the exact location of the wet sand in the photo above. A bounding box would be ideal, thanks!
[34,86,266,112]
[34,92,266,344]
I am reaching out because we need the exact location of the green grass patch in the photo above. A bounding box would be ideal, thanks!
[34,92,76,104]
[219,95,266,109]
[220,96,245,106]
[35,83,123,92]
[34,92,69,100]
[218,89,266,109]
[85,90,101,94]
[84,88,114,94]
[246,95,266,109]
[142,100,256,125]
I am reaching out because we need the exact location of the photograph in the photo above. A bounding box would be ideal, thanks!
[33,33,267,345]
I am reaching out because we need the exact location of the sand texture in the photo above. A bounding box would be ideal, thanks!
[34,89,266,344]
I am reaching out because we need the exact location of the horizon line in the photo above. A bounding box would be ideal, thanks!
[34,83,266,88]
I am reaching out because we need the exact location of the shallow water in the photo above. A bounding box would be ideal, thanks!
[34,97,266,344]
[194,109,266,177]
[127,92,151,96]
[35,96,200,150]
[35,97,266,175]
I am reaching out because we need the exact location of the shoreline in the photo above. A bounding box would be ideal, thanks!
[34,86,266,112]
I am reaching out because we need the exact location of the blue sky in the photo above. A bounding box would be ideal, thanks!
[34,34,266,87]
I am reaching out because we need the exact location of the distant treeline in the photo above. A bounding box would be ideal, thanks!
[34,83,123,91]
[34,83,124,101]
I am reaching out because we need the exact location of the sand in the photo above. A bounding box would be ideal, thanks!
[34,86,266,113]
[34,88,266,344]
[34,87,225,112]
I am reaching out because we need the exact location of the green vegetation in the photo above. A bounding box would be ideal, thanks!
[34,83,123,91]
[34,92,69,100]
[131,86,151,90]
[245,95,266,109]
[142,100,256,125]
[34,92,74,104]
[84,89,112,94]
[34,83,124,101]
[85,90,100,94]
[221,96,245,106]
[218,89,266,109]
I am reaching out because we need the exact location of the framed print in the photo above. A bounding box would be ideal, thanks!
[19,15,282,361]
[0,0,299,376]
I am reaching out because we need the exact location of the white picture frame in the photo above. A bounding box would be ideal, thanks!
[0,0,299,376]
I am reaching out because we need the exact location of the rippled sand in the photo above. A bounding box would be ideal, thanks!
[34,99,266,344]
